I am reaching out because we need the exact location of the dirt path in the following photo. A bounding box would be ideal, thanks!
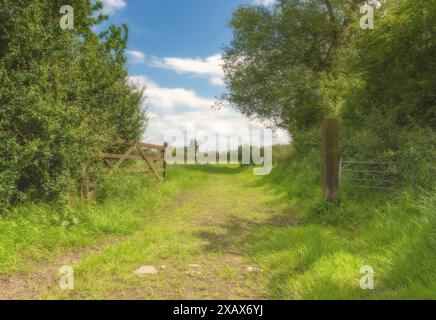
[2,167,295,300]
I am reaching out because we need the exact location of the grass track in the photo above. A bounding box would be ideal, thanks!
[1,165,434,299]
[43,166,275,299]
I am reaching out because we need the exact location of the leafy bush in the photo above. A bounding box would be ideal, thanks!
[0,1,146,210]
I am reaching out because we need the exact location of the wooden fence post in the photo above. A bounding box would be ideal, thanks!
[163,142,168,181]
[322,118,340,202]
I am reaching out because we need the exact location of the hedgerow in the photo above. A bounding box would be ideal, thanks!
[0,0,146,210]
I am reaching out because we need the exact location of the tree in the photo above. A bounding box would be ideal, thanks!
[223,0,362,133]
[0,0,146,209]
[342,0,436,130]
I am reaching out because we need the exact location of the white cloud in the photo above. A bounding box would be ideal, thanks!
[102,0,126,14]
[128,75,290,147]
[145,110,290,150]
[151,54,225,86]
[126,50,145,64]
[129,75,216,111]
[252,0,276,6]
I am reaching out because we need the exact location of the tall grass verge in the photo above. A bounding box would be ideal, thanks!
[0,166,206,275]
[251,150,435,299]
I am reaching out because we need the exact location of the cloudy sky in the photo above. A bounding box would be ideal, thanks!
[100,0,289,147]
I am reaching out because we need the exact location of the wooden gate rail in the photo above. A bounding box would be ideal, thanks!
[99,139,167,182]
[115,139,166,151]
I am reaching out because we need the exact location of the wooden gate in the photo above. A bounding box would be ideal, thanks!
[99,139,168,181]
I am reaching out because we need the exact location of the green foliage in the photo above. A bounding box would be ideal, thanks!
[342,0,436,129]
[338,0,436,187]
[222,0,435,297]
[223,0,362,132]
[224,0,435,189]
[342,122,436,189]
[0,1,146,210]
[254,154,436,299]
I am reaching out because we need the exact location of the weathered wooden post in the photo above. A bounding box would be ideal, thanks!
[321,118,340,202]
[163,142,168,181]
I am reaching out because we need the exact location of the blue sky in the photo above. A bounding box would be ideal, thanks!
[100,0,288,145]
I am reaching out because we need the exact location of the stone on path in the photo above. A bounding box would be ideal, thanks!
[247,266,261,273]
[134,265,158,275]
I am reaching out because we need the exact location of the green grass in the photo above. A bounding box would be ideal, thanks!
[246,153,436,299]
[0,166,207,276]
[39,165,270,300]
[1,159,434,300]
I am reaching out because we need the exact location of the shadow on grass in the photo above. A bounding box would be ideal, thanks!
[193,174,435,299]
[196,211,299,250]
[193,211,350,298]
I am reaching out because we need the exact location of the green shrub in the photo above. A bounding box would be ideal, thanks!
[0,0,145,211]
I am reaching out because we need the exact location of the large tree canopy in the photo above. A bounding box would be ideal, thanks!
[224,0,435,187]
[224,0,435,157]
[223,0,365,132]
